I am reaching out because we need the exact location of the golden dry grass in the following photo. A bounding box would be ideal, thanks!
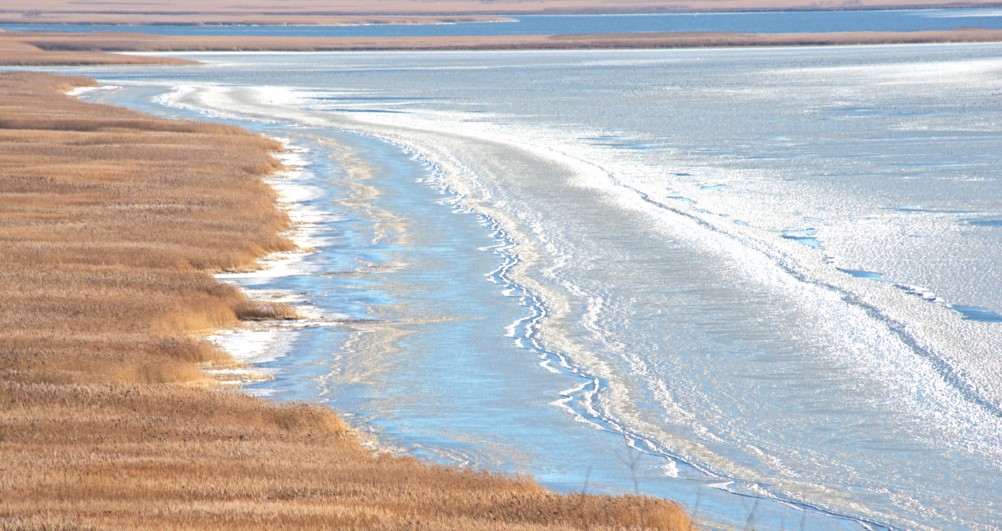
[0,72,294,384]
[6,50,185,65]
[0,33,193,65]
[0,72,691,529]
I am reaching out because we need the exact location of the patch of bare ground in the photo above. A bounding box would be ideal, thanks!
[0,72,691,529]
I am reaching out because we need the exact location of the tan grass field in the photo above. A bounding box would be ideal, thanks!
[0,33,194,65]
[0,71,691,529]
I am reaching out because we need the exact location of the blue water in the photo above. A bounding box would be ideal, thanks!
[56,43,1002,530]
[4,8,1002,36]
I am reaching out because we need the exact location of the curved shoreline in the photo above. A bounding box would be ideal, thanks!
[0,72,689,529]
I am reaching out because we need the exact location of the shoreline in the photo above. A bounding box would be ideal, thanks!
[0,5,998,26]
[0,72,690,529]
[204,139,330,388]
[3,27,1002,66]
[0,15,518,27]
[2,0,1001,25]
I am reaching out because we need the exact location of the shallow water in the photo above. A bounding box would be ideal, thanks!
[5,8,1002,37]
[65,44,1002,529]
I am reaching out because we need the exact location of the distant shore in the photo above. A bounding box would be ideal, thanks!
[2,0,1002,26]
[3,27,1002,66]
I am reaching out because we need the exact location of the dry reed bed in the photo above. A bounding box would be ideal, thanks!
[0,72,690,529]
[0,35,193,65]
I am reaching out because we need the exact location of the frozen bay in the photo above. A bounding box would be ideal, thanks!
[70,44,1002,529]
